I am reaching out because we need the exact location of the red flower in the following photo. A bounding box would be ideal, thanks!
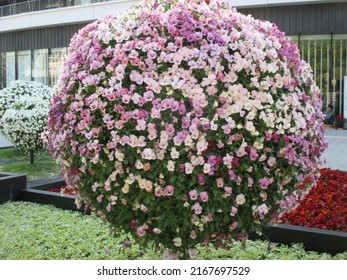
[278,168,347,232]
[46,186,76,195]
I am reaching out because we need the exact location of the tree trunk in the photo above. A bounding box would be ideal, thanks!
[30,150,35,165]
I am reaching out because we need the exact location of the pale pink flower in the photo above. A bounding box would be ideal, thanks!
[216,178,224,188]
[188,249,198,259]
[199,191,209,202]
[229,222,238,230]
[230,206,238,216]
[185,162,194,174]
[164,185,175,196]
[135,159,143,169]
[191,202,202,215]
[136,226,146,237]
[143,163,151,171]
[189,189,198,200]
[224,186,232,196]
[267,157,277,166]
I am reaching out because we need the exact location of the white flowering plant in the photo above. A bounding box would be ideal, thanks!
[47,0,327,258]
[0,80,53,132]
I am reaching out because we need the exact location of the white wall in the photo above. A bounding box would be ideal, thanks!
[0,0,140,33]
[1,0,346,33]
[231,0,346,8]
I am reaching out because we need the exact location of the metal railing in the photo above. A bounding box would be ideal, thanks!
[0,0,109,18]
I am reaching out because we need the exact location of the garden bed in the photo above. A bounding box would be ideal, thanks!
[16,178,347,255]
[17,179,89,213]
[0,172,26,203]
[250,223,347,255]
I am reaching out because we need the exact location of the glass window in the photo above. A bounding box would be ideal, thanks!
[299,34,347,115]
[331,34,347,115]
[18,50,32,81]
[49,47,66,87]
[300,35,331,112]
[5,52,15,85]
[33,49,48,85]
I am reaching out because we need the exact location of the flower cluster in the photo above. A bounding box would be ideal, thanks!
[0,80,53,132]
[47,186,76,195]
[2,96,52,156]
[278,169,347,232]
[47,0,326,257]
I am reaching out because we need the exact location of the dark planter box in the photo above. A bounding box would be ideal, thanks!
[250,223,347,255]
[0,172,27,204]
[18,179,89,213]
[17,179,347,255]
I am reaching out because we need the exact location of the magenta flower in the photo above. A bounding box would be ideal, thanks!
[197,173,205,185]
[259,177,271,190]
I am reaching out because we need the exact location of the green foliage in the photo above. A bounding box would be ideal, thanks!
[0,148,60,180]
[0,202,345,260]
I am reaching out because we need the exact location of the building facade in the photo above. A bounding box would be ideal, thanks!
[0,0,346,114]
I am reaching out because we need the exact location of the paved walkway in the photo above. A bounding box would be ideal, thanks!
[0,129,346,170]
[321,128,347,171]
[0,133,12,149]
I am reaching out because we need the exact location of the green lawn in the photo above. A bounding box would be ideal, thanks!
[0,161,60,180]
[0,148,29,162]
[0,148,60,180]
[0,201,346,260]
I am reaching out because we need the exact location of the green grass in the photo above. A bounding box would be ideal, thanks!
[0,148,60,180]
[0,148,54,163]
[0,161,60,180]
[0,201,346,260]
[0,148,28,162]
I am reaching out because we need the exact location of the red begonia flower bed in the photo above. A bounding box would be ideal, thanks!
[278,168,347,232]
[46,186,76,195]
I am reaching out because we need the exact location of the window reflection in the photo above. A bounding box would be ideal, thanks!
[5,52,15,85]
[49,47,66,87]
[33,49,48,85]
[18,50,32,81]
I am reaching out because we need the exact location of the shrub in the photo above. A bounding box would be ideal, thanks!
[47,0,326,258]
[2,97,51,164]
[0,80,52,132]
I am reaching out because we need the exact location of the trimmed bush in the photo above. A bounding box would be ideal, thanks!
[2,97,51,164]
[47,0,326,258]
[0,80,52,132]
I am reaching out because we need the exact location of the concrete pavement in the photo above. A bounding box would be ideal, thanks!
[321,128,347,171]
[0,129,346,170]
[0,133,12,149]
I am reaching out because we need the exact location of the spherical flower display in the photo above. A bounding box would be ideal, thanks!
[2,96,51,162]
[0,80,53,132]
[47,0,327,257]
